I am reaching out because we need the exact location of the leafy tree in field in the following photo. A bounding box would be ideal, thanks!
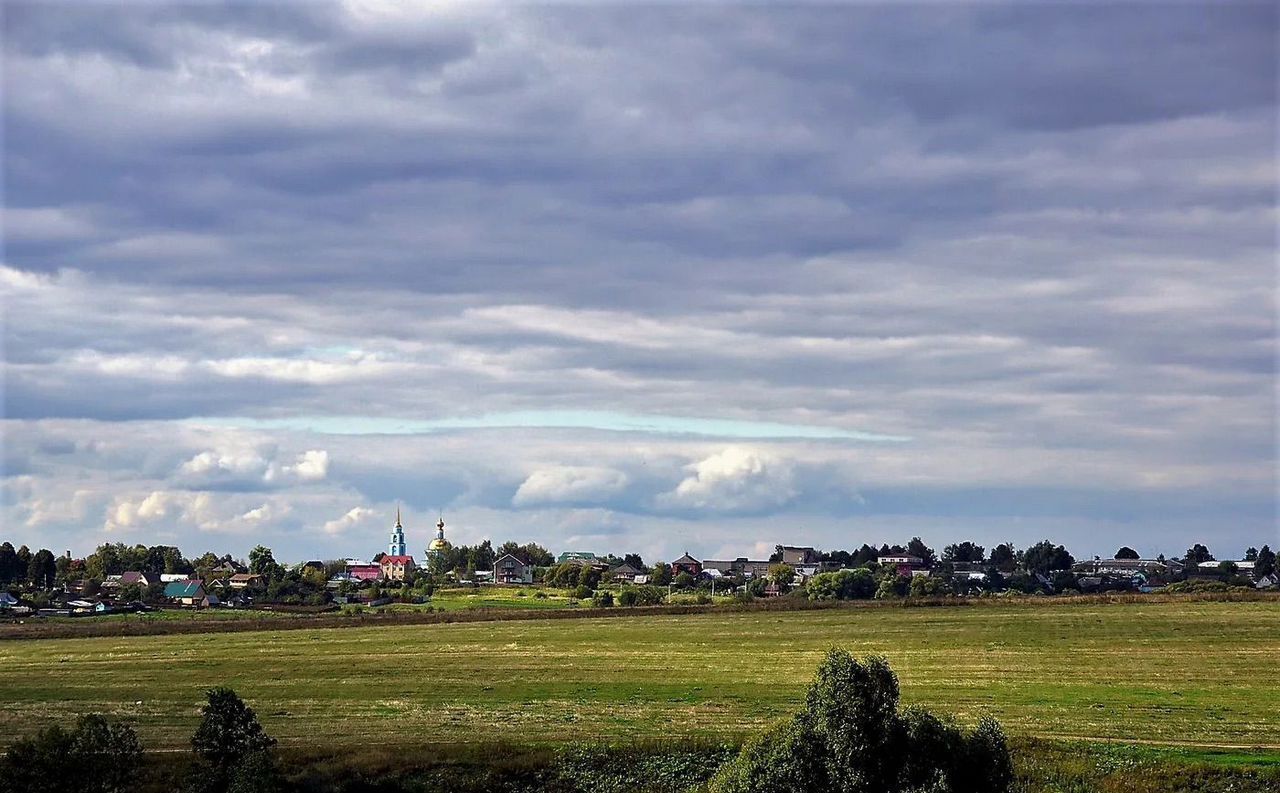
[1255,545,1276,579]
[674,572,695,590]
[1,714,142,793]
[1244,547,1259,561]
[572,583,594,600]
[618,588,639,607]
[192,688,276,776]
[807,569,876,601]
[593,590,614,607]
[1114,547,1139,560]
[622,553,644,570]
[875,574,911,600]
[708,650,1012,793]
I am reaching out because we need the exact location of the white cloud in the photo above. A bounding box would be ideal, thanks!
[512,465,630,506]
[276,449,331,482]
[661,447,797,512]
[323,506,378,536]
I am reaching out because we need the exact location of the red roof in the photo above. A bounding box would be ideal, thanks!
[381,555,416,565]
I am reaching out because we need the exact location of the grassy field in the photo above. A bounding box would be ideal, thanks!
[1,600,1276,761]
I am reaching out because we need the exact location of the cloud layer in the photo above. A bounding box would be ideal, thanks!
[2,3,1275,562]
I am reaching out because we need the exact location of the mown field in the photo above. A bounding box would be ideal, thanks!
[1,600,1276,760]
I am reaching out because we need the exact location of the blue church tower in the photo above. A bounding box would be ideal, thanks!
[388,507,407,556]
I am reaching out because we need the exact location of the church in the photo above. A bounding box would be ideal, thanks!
[379,507,417,581]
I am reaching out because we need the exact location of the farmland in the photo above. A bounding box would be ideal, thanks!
[1,599,1277,761]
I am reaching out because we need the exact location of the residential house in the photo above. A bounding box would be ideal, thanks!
[1256,572,1279,590]
[702,558,772,579]
[608,562,643,584]
[558,551,599,564]
[671,552,702,577]
[228,573,263,589]
[343,560,382,582]
[160,573,189,583]
[164,580,217,608]
[494,554,534,585]
[379,555,417,581]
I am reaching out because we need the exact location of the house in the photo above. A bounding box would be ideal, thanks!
[343,560,382,582]
[780,546,821,567]
[671,552,702,577]
[879,555,927,576]
[702,558,772,579]
[494,554,533,585]
[608,563,643,584]
[298,560,326,573]
[164,580,217,608]
[160,573,189,583]
[210,561,243,576]
[1257,572,1279,590]
[558,551,599,564]
[228,573,263,589]
[379,555,417,581]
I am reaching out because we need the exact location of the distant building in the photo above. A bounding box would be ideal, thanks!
[779,546,821,567]
[425,516,452,567]
[879,555,927,576]
[703,558,772,579]
[671,552,702,577]
[494,554,533,585]
[164,580,217,608]
[608,562,643,583]
[558,551,599,564]
[343,560,382,582]
[228,573,263,589]
[380,555,416,581]
[388,507,408,556]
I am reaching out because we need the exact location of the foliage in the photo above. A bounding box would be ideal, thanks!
[768,564,796,588]
[942,542,985,565]
[0,713,142,793]
[648,562,673,587]
[1022,541,1074,575]
[1184,544,1215,566]
[592,590,614,607]
[674,572,695,589]
[707,650,1013,793]
[617,585,666,607]
[27,549,57,589]
[907,537,937,567]
[1115,547,1140,560]
[989,543,1016,570]
[1255,545,1275,579]
[192,688,277,772]
[807,568,876,601]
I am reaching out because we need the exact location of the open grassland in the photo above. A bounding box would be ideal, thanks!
[1,600,1276,761]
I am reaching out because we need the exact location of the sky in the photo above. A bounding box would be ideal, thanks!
[2,2,1277,565]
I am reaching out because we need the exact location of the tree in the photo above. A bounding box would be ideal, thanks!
[1184,544,1214,566]
[28,549,57,590]
[988,543,1016,571]
[807,569,876,601]
[0,542,18,584]
[942,542,985,565]
[708,650,1012,793]
[1114,547,1139,560]
[649,562,672,587]
[906,537,936,567]
[1022,540,1073,575]
[1255,545,1275,579]
[674,572,695,590]
[247,546,281,580]
[769,564,796,589]
[192,688,276,774]
[623,553,644,570]
[1,714,142,793]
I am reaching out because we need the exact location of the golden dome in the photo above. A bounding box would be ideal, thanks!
[429,537,451,551]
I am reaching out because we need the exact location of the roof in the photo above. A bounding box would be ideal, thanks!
[229,573,261,582]
[880,555,924,565]
[380,555,416,565]
[495,553,527,566]
[118,571,151,585]
[610,563,641,575]
[672,552,701,565]
[164,580,204,598]
[558,551,598,562]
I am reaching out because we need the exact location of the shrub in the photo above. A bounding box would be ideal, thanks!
[708,650,1012,793]
[1,714,142,793]
[191,687,277,790]
[618,588,638,607]
[593,590,614,608]
[573,584,594,600]
[534,590,549,599]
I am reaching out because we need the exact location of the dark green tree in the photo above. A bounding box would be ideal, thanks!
[1184,543,1214,566]
[1114,546,1139,559]
[1022,540,1073,575]
[1,714,141,793]
[0,541,18,584]
[192,688,276,774]
[988,543,1016,571]
[942,542,985,565]
[1255,545,1275,578]
[28,549,57,590]
[247,546,281,580]
[649,562,672,587]
[906,537,936,567]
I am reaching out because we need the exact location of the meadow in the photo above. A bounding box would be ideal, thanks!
[1,599,1276,762]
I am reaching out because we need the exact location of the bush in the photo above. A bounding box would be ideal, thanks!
[1,714,142,793]
[191,687,277,792]
[593,590,614,608]
[708,650,1012,793]
[618,588,638,607]
[573,584,594,600]
[807,569,876,601]
[534,590,549,599]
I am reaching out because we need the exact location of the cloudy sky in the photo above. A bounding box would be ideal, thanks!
[2,2,1276,564]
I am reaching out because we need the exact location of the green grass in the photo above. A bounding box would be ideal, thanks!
[0,600,1276,764]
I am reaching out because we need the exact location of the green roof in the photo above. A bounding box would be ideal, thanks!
[164,581,203,598]
[557,551,598,563]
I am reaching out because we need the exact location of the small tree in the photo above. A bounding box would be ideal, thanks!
[769,564,796,590]
[1,714,141,793]
[192,688,276,774]
[1114,546,1139,560]
[674,572,695,590]
[1255,545,1276,579]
